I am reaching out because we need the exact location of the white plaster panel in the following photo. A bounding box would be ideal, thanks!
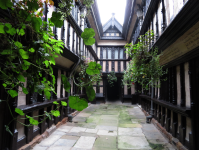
[57,27,61,40]
[63,71,66,97]
[121,61,124,72]
[64,20,68,46]
[185,62,191,108]
[124,85,128,95]
[17,78,27,106]
[100,87,103,94]
[115,61,118,72]
[158,1,162,36]
[103,61,106,72]
[17,115,25,140]
[97,47,100,58]
[131,84,135,94]
[109,61,111,72]
[33,110,39,130]
[70,27,73,51]
[176,65,181,106]
[57,69,61,98]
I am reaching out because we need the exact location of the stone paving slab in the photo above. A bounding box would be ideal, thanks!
[118,124,142,128]
[32,104,175,150]
[97,129,117,136]
[38,135,62,147]
[73,136,96,149]
[69,127,87,133]
[32,145,48,150]
[61,135,80,140]
[85,128,98,133]
[93,136,117,149]
[52,139,76,147]
[118,136,151,149]
[118,127,145,136]
[95,125,118,131]
[48,146,71,150]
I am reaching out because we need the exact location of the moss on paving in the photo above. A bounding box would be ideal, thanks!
[148,142,164,150]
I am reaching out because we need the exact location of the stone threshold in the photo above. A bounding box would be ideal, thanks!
[137,104,188,150]
[19,110,80,150]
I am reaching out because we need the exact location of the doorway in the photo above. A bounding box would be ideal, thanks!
[107,78,120,101]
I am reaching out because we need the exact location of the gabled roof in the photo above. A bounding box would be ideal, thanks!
[102,13,123,33]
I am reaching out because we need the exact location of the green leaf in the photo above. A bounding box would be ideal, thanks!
[45,111,51,120]
[51,110,60,117]
[86,68,95,75]
[88,62,96,69]
[8,90,18,98]
[19,49,29,59]
[0,0,13,9]
[15,41,23,48]
[85,86,95,101]
[31,17,42,32]
[44,89,51,100]
[53,101,59,105]
[27,0,39,11]
[29,117,39,125]
[22,60,31,70]
[1,49,13,55]
[3,83,7,87]
[22,87,28,94]
[61,74,71,93]
[15,108,24,116]
[0,25,5,33]
[84,37,95,45]
[29,48,35,53]
[18,29,25,36]
[50,12,63,28]
[17,74,25,82]
[43,33,49,40]
[5,125,13,136]
[68,96,88,111]
[61,101,67,106]
[81,28,95,39]
[81,28,95,46]
[97,64,102,70]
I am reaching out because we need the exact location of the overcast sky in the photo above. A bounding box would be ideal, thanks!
[96,0,127,26]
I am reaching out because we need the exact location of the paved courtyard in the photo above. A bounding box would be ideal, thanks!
[33,104,176,150]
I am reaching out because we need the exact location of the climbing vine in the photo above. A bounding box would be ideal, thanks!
[0,0,100,135]
[123,30,167,90]
[107,71,117,87]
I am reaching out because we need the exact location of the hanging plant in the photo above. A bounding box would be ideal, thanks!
[123,30,167,90]
[107,71,117,87]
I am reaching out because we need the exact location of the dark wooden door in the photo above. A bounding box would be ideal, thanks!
[107,78,120,100]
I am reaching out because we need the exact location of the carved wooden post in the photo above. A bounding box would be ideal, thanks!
[179,116,186,145]
[180,63,185,107]
[189,60,197,150]
[25,112,33,143]
[172,66,177,105]
[161,107,165,127]
[172,112,178,137]
[165,109,171,132]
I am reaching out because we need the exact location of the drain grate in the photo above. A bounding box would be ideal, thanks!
[108,130,114,133]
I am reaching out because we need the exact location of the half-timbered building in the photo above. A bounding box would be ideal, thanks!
[0,0,199,149]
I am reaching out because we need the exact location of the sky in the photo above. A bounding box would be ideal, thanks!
[97,0,127,26]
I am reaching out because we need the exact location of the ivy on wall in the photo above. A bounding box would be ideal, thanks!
[123,30,167,90]
[0,0,100,135]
